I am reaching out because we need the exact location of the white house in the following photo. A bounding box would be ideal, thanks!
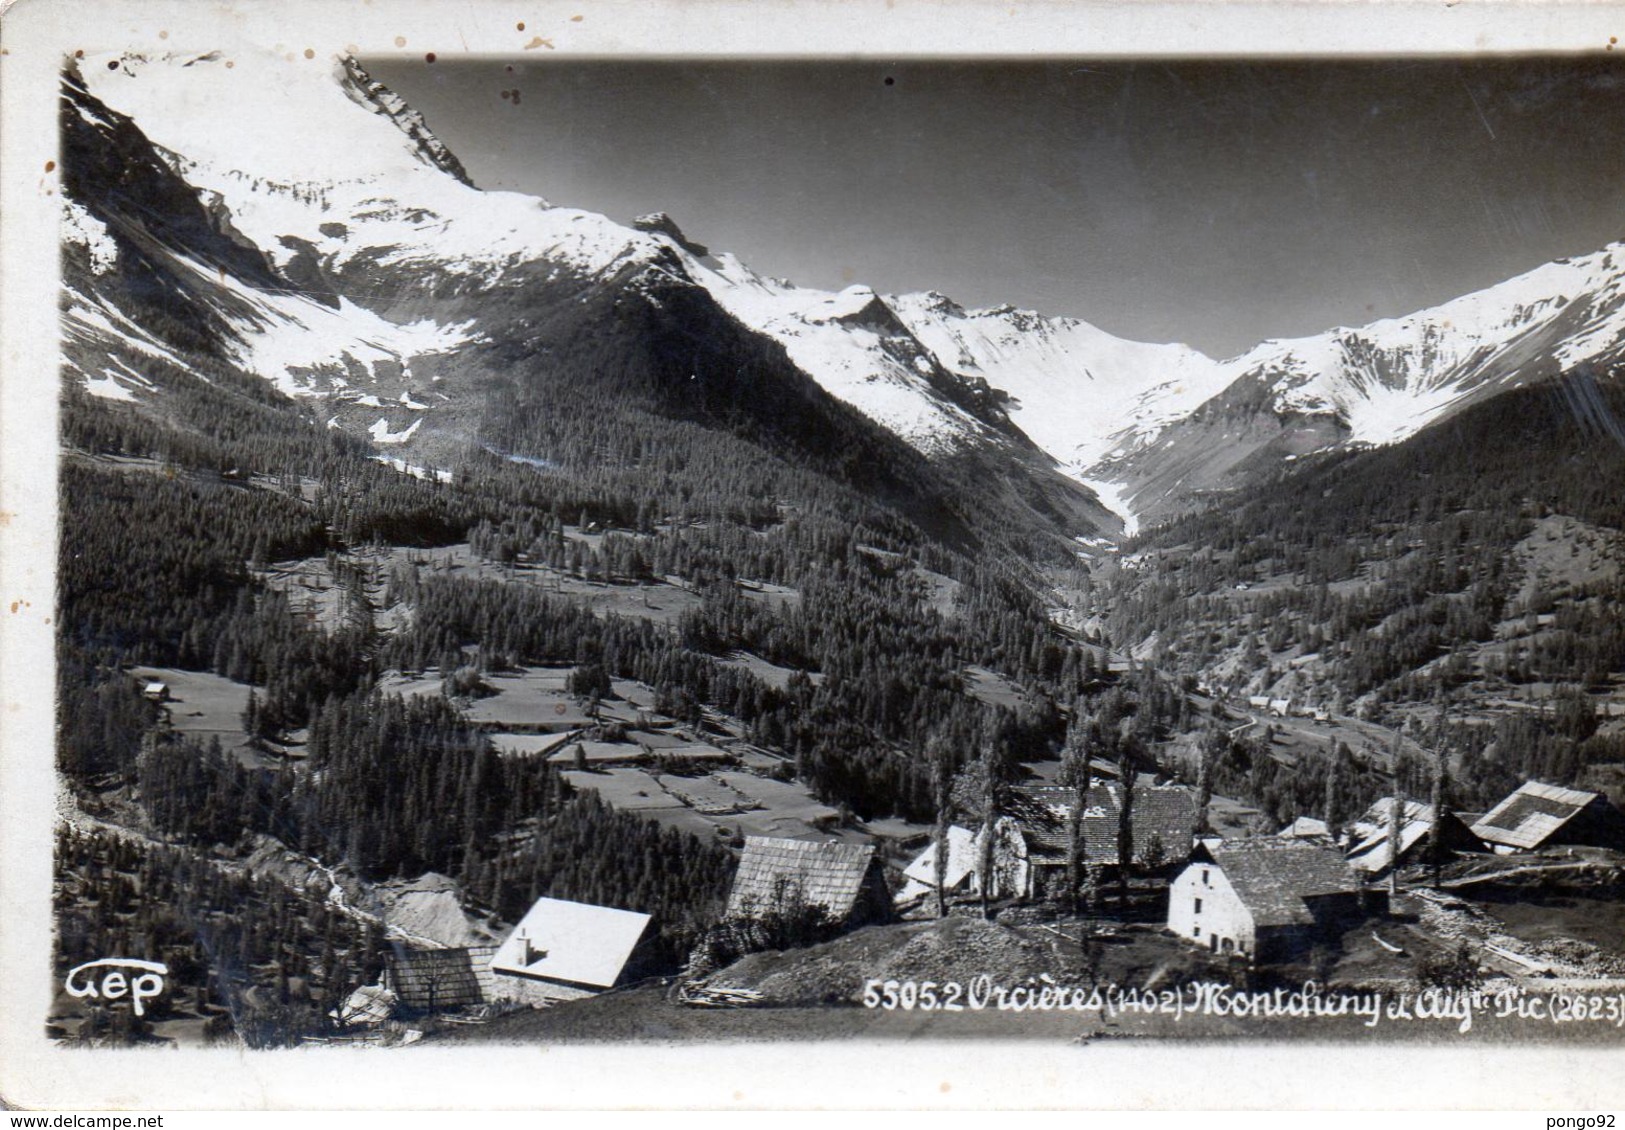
[1169,840,1370,962]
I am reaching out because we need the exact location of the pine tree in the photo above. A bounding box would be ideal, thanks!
[1060,703,1093,915]
[978,747,997,921]
[1117,757,1139,907]
[930,737,953,920]
[1428,744,1451,889]
[1195,726,1220,835]
[1387,767,1404,899]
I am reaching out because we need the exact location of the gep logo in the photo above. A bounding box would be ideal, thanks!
[65,958,169,1016]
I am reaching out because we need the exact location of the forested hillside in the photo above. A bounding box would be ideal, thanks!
[1103,367,1625,818]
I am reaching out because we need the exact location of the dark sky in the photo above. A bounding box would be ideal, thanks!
[369,57,1625,358]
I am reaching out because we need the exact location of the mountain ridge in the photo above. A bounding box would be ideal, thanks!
[66,47,1625,537]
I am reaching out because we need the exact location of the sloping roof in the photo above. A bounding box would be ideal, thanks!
[902,825,977,891]
[1345,797,1435,873]
[1279,816,1331,840]
[489,897,652,990]
[386,944,497,1011]
[1471,781,1602,850]
[1210,840,1362,927]
[334,983,396,1026]
[1009,783,1197,866]
[726,836,877,921]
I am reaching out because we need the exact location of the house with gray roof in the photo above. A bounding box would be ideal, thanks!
[1470,781,1625,853]
[1169,840,1373,963]
[725,836,892,928]
[1007,781,1198,892]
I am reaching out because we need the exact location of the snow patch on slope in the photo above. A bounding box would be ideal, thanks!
[688,254,989,454]
[63,287,197,375]
[166,253,473,396]
[369,417,423,444]
[62,199,118,274]
[82,375,137,402]
[372,456,452,483]
[1073,477,1139,538]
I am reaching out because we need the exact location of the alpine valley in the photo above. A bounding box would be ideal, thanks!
[52,50,1625,1046]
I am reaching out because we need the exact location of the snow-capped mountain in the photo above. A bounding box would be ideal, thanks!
[1082,243,1625,525]
[686,256,1018,455]
[61,47,1121,552]
[886,291,1233,471]
[65,50,1010,456]
[1233,246,1625,445]
[61,46,1625,541]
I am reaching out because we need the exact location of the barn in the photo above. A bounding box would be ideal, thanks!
[1470,781,1625,853]
[487,897,654,1003]
[1168,840,1371,963]
[725,836,893,928]
[1343,797,1485,875]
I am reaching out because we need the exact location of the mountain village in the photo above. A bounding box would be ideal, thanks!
[46,47,1625,1046]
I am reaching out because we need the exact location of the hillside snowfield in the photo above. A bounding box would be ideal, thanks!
[887,292,1234,471]
[1225,244,1625,446]
[79,51,665,285]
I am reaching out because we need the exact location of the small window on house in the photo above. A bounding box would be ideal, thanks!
[1192,925,1200,938]
[1202,869,1210,886]
[1194,897,1202,914]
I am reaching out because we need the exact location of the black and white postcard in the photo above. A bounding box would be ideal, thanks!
[4,0,1625,1111]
